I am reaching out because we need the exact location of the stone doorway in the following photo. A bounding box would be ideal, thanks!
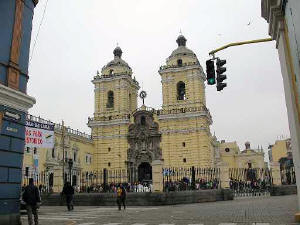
[138,162,152,182]
[72,175,77,186]
[48,173,53,187]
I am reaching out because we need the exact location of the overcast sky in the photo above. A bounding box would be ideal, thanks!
[28,0,290,155]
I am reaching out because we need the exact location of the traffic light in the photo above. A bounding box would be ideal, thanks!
[216,58,227,91]
[206,59,215,85]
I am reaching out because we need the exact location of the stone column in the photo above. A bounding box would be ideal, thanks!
[151,160,163,192]
[217,162,230,189]
[53,167,63,193]
[270,162,281,186]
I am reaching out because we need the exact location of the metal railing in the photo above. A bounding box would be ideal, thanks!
[280,166,296,185]
[162,167,220,192]
[229,168,273,197]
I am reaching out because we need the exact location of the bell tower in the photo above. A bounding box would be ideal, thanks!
[158,35,215,167]
[88,47,139,171]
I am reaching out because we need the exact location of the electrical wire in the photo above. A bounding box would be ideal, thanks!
[29,0,49,65]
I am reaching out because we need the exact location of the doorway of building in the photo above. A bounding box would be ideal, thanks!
[72,175,77,186]
[138,162,152,182]
[48,173,53,187]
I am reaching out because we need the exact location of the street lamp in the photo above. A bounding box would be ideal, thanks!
[68,158,73,184]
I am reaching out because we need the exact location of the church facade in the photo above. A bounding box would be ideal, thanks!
[21,36,268,189]
[88,35,217,178]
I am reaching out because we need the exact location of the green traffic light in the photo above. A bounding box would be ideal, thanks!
[208,78,215,85]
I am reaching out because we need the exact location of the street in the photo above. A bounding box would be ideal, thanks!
[21,195,297,225]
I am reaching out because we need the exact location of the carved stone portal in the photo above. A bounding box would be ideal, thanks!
[127,109,162,182]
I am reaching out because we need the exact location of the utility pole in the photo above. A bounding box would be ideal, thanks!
[62,120,65,186]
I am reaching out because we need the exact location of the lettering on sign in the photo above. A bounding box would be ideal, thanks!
[25,120,54,149]
[4,111,21,121]
[6,127,18,133]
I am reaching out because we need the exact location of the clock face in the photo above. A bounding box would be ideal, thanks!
[139,91,147,99]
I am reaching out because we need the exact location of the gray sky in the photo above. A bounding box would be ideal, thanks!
[28,0,290,155]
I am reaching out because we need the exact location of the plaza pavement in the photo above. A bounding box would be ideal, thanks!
[21,195,298,225]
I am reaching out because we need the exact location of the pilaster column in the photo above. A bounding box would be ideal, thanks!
[270,162,281,186]
[151,160,163,192]
[217,162,230,189]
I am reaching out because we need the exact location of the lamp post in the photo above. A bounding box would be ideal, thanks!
[68,158,73,185]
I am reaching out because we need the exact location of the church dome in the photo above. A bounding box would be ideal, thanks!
[101,46,132,76]
[166,35,199,65]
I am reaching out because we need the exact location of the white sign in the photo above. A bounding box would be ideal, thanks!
[25,120,54,149]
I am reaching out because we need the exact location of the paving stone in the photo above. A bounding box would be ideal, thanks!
[21,195,297,225]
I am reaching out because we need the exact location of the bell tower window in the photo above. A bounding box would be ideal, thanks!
[177,59,183,67]
[107,91,114,108]
[141,116,146,126]
[177,81,186,100]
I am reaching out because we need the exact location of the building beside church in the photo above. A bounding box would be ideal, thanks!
[268,138,294,170]
[22,115,94,192]
[88,35,216,181]
[219,141,265,168]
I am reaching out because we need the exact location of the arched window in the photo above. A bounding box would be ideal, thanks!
[107,91,114,108]
[52,148,55,158]
[109,69,114,75]
[129,93,132,110]
[141,116,146,126]
[177,81,186,100]
[177,59,183,67]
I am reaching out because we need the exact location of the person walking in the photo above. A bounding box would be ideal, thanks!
[116,184,126,210]
[62,182,74,211]
[22,178,41,225]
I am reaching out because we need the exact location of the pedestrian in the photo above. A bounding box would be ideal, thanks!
[116,184,126,210]
[62,182,74,211]
[22,178,41,225]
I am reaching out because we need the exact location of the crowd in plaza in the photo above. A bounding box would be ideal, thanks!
[164,178,220,191]
[80,182,153,193]
[229,178,272,193]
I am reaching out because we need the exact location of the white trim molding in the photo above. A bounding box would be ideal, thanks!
[158,111,213,124]
[88,118,130,127]
[0,84,35,112]
[160,127,208,134]
[261,0,285,47]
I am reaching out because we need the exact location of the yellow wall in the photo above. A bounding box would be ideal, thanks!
[22,126,94,190]
[271,139,289,163]
[219,141,265,168]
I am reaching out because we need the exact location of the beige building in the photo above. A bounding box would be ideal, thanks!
[23,117,94,192]
[23,36,267,188]
[219,141,265,168]
[269,138,292,163]
[88,35,216,177]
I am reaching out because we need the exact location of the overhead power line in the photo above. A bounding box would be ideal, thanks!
[29,0,49,65]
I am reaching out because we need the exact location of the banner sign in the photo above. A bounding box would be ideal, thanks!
[25,120,55,149]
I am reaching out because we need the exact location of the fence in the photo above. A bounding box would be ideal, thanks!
[21,166,297,194]
[229,168,273,197]
[162,167,220,192]
[22,170,54,193]
[280,166,296,185]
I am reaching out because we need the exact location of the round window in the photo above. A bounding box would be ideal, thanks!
[225,148,230,152]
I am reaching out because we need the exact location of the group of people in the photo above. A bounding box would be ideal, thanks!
[80,182,153,193]
[229,178,271,193]
[21,179,128,225]
[164,178,220,191]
